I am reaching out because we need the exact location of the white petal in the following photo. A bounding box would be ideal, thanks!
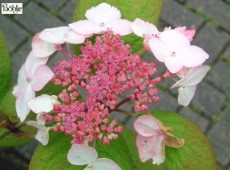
[16,84,35,121]
[171,65,210,88]
[39,26,86,44]
[64,29,86,44]
[69,20,102,35]
[109,19,132,35]
[27,120,44,129]
[164,56,183,73]
[32,33,56,58]
[136,134,165,164]
[131,18,158,37]
[84,158,121,170]
[178,85,197,106]
[35,128,49,145]
[148,38,169,62]
[177,45,209,67]
[159,30,190,51]
[67,144,98,165]
[134,115,160,137]
[25,51,49,76]
[12,65,27,97]
[28,94,57,114]
[39,26,68,44]
[85,3,121,24]
[31,65,54,91]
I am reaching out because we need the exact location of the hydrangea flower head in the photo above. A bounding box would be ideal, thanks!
[12,2,211,168]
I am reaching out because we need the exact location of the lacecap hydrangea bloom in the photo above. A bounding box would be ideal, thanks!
[13,2,210,169]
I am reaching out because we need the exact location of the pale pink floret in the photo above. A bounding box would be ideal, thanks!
[27,113,49,145]
[134,115,165,165]
[28,94,58,114]
[69,3,132,36]
[171,65,210,106]
[148,29,209,73]
[39,26,87,44]
[175,26,196,42]
[67,144,121,170]
[12,52,54,121]
[32,33,56,58]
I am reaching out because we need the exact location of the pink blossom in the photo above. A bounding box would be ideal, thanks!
[175,26,196,42]
[12,52,54,121]
[171,65,210,106]
[69,3,132,36]
[148,29,209,73]
[134,115,184,165]
[39,26,87,44]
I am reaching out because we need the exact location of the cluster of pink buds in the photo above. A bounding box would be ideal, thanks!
[13,2,210,169]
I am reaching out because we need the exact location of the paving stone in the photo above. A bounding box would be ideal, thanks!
[193,23,230,64]
[39,0,65,10]
[11,40,31,83]
[208,105,230,166]
[188,0,230,31]
[223,45,230,61]
[0,0,28,3]
[14,2,64,33]
[60,0,77,23]
[148,90,179,112]
[192,81,226,117]
[15,140,38,161]
[0,16,28,52]
[179,107,209,131]
[208,61,230,94]
[161,0,203,28]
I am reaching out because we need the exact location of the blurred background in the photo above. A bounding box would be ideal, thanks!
[0,0,229,169]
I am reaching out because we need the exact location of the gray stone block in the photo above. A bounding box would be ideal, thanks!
[0,16,28,52]
[161,0,203,28]
[207,61,230,94]
[39,0,65,10]
[193,23,230,64]
[60,0,77,23]
[11,40,31,83]
[148,90,179,112]
[192,81,225,117]
[223,45,230,61]
[179,107,209,131]
[208,105,230,166]
[14,2,64,33]
[15,140,38,161]
[188,0,230,31]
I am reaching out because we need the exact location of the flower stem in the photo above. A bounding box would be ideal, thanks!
[114,97,131,110]
[114,108,136,118]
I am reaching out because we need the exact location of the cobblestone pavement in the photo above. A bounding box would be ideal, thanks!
[0,0,229,169]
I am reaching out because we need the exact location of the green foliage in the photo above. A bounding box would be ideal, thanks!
[72,0,163,53]
[0,29,12,103]
[122,111,217,170]
[29,132,133,170]
[0,89,35,147]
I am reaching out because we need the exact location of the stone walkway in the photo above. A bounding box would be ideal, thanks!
[0,0,229,170]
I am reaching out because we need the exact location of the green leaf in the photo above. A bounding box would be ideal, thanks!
[30,131,133,170]
[0,89,35,147]
[122,111,217,170]
[73,0,163,53]
[0,121,35,147]
[0,29,12,102]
